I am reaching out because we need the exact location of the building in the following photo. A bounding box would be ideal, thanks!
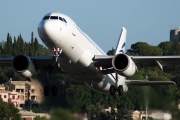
[5,80,43,109]
[20,110,50,120]
[20,110,36,120]
[170,27,180,42]
[5,81,26,106]
[0,89,20,108]
[0,84,5,91]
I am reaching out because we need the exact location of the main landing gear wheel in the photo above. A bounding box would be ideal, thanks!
[43,86,58,96]
[109,85,123,96]
[110,85,116,95]
[117,85,123,96]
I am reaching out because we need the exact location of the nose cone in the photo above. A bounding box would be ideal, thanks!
[38,20,59,41]
[38,19,65,48]
[37,20,45,40]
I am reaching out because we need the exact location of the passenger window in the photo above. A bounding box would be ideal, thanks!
[43,16,50,20]
[50,16,58,19]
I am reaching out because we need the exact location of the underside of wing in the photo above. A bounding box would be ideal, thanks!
[0,56,55,69]
[132,56,180,67]
[93,55,114,74]
[93,55,180,75]
[93,55,113,68]
[125,80,176,86]
[0,57,14,67]
[0,55,63,74]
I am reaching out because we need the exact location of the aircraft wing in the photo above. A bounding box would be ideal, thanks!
[0,56,55,69]
[131,56,180,67]
[93,55,180,74]
[125,80,176,86]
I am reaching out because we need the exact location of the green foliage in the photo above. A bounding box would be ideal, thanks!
[128,42,163,55]
[169,39,180,55]
[34,115,48,120]
[0,98,21,119]
[107,48,115,55]
[32,107,44,113]
[65,85,92,112]
[50,108,77,120]
[158,41,172,55]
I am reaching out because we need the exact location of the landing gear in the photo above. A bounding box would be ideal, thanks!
[109,73,123,96]
[53,47,62,62]
[117,85,123,95]
[43,47,62,97]
[109,85,123,96]
[43,86,58,96]
[110,85,116,95]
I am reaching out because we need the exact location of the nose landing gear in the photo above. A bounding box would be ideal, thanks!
[53,47,62,62]
[43,47,62,97]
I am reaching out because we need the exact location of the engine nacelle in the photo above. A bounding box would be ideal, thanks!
[112,53,136,76]
[13,55,36,79]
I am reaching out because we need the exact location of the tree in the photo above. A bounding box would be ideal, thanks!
[129,42,163,56]
[6,33,12,54]
[107,48,115,55]
[169,39,180,55]
[158,41,172,55]
[34,37,39,56]
[0,98,21,119]
[50,108,77,120]
[34,115,48,120]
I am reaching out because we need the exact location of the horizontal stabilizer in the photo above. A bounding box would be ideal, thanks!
[125,80,176,86]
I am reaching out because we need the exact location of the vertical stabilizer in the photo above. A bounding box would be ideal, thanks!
[114,27,127,55]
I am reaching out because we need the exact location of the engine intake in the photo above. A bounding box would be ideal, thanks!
[112,53,136,76]
[13,55,36,79]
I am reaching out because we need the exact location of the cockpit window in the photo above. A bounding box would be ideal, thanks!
[59,17,63,21]
[43,15,67,23]
[59,17,67,23]
[50,16,58,19]
[43,16,50,20]
[63,18,67,23]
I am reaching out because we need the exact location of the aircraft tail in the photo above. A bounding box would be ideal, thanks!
[114,27,127,55]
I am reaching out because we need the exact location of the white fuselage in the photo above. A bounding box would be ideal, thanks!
[38,12,127,93]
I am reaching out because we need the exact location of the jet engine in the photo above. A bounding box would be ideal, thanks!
[13,55,36,79]
[112,53,136,76]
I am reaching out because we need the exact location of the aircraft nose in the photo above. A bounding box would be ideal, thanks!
[38,20,62,43]
[37,20,45,40]
[38,20,54,38]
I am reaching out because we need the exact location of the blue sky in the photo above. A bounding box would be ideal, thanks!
[0,1,180,53]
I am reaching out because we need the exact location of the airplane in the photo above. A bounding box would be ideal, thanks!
[0,12,178,96]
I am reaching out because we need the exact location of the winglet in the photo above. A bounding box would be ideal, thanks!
[114,27,127,55]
